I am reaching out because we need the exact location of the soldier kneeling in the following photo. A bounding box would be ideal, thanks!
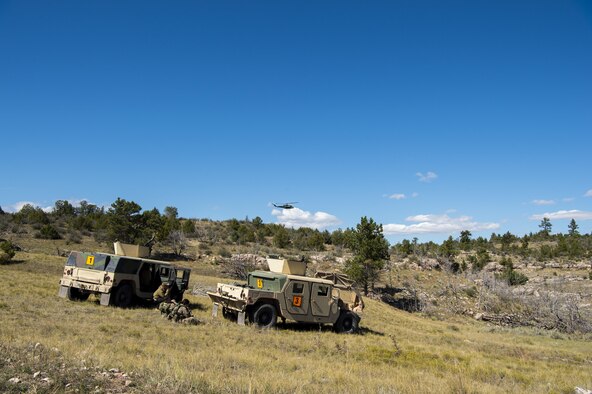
[153,282,172,304]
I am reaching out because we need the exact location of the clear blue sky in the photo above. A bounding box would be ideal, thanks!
[1,1,591,242]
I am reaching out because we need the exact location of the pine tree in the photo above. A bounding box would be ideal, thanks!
[539,217,552,236]
[106,198,143,243]
[272,225,290,248]
[568,218,579,236]
[344,217,390,294]
[459,230,472,250]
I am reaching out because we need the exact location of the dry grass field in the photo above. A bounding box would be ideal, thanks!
[1,241,592,393]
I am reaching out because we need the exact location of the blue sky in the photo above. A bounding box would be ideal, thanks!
[1,1,591,242]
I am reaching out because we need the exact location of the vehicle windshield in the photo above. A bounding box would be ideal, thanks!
[66,252,112,271]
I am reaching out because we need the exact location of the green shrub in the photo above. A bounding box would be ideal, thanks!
[496,266,528,286]
[37,224,61,240]
[471,250,490,272]
[0,241,16,264]
[0,254,11,265]
[538,244,556,261]
[13,204,50,224]
[0,214,11,232]
[217,245,232,258]
[460,260,468,272]
[506,270,529,286]
[182,220,196,236]
[464,286,478,298]
[449,261,461,273]
[499,256,513,268]
[66,231,82,244]
[200,243,212,256]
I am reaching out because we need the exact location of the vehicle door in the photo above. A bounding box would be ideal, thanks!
[173,268,190,291]
[158,265,173,284]
[284,280,310,315]
[310,283,332,317]
[138,262,158,292]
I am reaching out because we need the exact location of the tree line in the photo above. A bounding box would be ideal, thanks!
[0,198,380,253]
[1,200,591,292]
[392,217,592,266]
[0,198,363,253]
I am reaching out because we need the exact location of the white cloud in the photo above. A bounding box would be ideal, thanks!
[383,214,500,235]
[388,193,406,200]
[385,192,418,200]
[585,190,592,197]
[562,197,575,202]
[272,208,340,230]
[416,171,438,183]
[532,199,555,206]
[529,210,592,221]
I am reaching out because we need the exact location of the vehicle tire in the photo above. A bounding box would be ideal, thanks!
[334,311,359,334]
[112,283,134,308]
[67,287,90,302]
[252,303,277,329]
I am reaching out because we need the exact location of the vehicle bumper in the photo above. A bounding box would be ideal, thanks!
[207,292,247,312]
[59,278,112,294]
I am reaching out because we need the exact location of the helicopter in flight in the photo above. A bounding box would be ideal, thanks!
[272,202,299,209]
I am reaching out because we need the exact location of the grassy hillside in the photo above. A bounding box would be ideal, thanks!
[1,242,592,393]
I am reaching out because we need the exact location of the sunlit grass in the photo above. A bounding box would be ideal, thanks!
[1,247,591,393]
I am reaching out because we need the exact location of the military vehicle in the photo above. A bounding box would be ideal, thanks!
[58,242,191,307]
[207,256,364,333]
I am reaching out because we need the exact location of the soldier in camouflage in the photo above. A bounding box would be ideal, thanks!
[158,300,176,315]
[170,299,201,325]
[159,299,201,325]
[153,282,172,303]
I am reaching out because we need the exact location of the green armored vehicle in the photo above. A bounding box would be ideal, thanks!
[207,257,364,333]
[58,243,191,307]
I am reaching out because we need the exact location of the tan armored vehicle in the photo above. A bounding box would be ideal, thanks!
[58,242,191,307]
[207,256,364,333]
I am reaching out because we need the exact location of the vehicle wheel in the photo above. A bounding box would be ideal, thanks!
[112,283,134,308]
[252,304,277,329]
[334,311,359,334]
[67,287,90,302]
